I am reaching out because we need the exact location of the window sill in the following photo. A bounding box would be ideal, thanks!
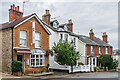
[30,65,45,67]
[20,45,27,47]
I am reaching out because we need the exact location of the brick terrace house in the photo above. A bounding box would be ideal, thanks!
[78,29,112,71]
[0,4,51,74]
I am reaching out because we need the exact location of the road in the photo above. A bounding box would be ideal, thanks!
[70,72,118,78]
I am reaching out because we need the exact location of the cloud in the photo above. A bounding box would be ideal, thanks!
[0,1,118,49]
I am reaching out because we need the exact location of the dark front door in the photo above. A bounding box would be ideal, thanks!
[17,55,23,62]
[17,55,23,73]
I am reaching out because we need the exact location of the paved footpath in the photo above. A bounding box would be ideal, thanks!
[1,71,119,80]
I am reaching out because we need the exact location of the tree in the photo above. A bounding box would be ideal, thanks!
[98,55,113,70]
[52,40,80,66]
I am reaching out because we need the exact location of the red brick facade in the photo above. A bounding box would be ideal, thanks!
[13,17,49,74]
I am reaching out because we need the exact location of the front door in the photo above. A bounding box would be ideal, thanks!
[17,55,23,73]
[88,57,97,71]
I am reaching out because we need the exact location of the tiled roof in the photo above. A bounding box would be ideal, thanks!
[0,13,35,30]
[78,35,112,47]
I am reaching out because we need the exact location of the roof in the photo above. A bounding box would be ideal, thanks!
[78,35,112,47]
[0,13,51,35]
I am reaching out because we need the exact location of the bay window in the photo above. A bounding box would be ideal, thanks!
[35,32,41,48]
[20,31,27,46]
[30,54,45,67]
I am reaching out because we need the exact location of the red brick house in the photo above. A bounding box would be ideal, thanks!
[0,4,51,74]
[78,29,112,71]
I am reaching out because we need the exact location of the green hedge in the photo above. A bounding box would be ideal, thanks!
[11,60,22,72]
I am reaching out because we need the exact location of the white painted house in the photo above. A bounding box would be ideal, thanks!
[41,10,113,72]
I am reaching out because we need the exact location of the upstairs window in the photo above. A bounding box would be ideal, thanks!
[106,47,108,54]
[60,34,63,41]
[99,47,101,54]
[20,31,27,46]
[91,46,94,53]
[64,34,68,40]
[35,32,41,48]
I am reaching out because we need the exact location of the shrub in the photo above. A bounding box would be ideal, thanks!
[11,60,22,72]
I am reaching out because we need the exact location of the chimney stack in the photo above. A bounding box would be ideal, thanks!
[42,10,51,25]
[89,29,94,41]
[102,32,108,43]
[67,19,73,32]
[9,4,23,21]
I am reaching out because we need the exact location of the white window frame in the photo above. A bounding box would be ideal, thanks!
[35,32,41,48]
[91,46,94,54]
[30,53,45,67]
[60,34,63,40]
[99,47,101,54]
[106,47,108,54]
[64,34,68,40]
[19,31,27,47]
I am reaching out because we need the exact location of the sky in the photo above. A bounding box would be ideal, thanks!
[0,0,118,50]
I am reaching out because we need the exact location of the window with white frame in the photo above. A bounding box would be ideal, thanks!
[91,46,94,53]
[20,31,27,46]
[30,54,45,67]
[64,34,68,40]
[60,34,63,40]
[35,32,41,48]
[99,47,101,54]
[73,38,76,46]
[106,47,108,54]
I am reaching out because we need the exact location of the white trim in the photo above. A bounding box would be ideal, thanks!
[17,51,31,53]
[14,14,51,35]
[13,47,29,49]
[78,39,86,45]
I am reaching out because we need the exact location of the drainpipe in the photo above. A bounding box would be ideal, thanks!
[11,27,13,61]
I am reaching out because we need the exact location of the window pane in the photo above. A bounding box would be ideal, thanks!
[40,55,43,58]
[31,55,35,58]
[36,59,39,66]
[31,59,35,66]
[36,55,39,58]
[35,32,40,40]
[20,31,26,39]
[20,31,27,46]
[40,59,43,65]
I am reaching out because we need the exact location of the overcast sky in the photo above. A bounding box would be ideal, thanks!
[0,0,118,50]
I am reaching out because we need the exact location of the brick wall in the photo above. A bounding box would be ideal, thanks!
[87,45,112,56]
[1,29,12,73]
[13,17,49,74]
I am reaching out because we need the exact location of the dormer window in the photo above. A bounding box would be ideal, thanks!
[64,25,68,31]
[53,22,58,28]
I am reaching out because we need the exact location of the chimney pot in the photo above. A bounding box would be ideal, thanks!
[10,5,13,9]
[102,32,108,43]
[17,6,19,11]
[46,10,49,14]
[68,19,72,24]
[13,4,15,10]
[89,29,94,41]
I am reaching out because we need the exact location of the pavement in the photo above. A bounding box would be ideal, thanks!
[0,71,119,80]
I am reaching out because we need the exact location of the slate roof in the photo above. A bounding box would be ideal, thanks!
[0,13,35,30]
[0,13,51,35]
[78,35,112,47]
